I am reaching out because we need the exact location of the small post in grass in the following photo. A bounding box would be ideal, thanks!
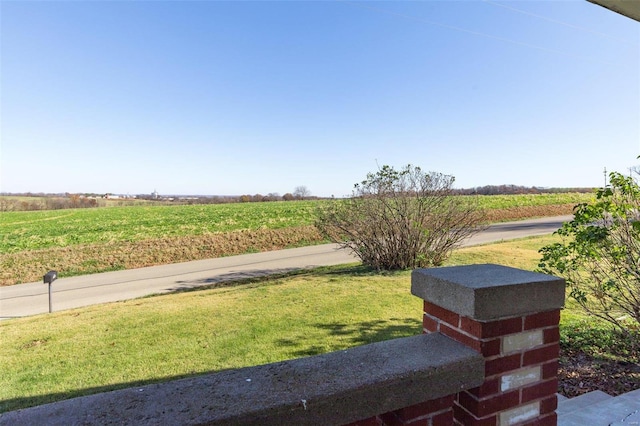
[43,270,57,313]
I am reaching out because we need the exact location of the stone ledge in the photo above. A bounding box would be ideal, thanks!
[0,333,484,426]
[412,264,565,320]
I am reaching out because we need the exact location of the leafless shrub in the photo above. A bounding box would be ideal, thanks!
[316,164,485,270]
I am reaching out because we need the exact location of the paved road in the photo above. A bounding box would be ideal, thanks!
[0,215,572,319]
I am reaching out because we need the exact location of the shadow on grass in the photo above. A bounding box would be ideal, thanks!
[145,263,373,297]
[1,317,422,414]
[276,317,422,358]
[164,267,303,293]
[0,371,206,415]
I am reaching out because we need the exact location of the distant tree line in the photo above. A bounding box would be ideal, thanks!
[0,187,318,211]
[0,193,100,212]
[1,184,596,212]
[454,185,594,196]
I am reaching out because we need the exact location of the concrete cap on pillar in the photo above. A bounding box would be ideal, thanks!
[411,264,565,320]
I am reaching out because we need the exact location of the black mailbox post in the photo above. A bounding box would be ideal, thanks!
[43,270,57,313]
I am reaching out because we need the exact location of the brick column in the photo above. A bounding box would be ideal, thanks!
[412,264,565,426]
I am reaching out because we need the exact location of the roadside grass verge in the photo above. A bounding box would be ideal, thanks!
[0,226,325,286]
[6,233,634,414]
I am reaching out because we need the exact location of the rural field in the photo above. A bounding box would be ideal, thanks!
[0,193,594,286]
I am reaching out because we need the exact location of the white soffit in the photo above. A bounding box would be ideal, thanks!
[588,0,640,22]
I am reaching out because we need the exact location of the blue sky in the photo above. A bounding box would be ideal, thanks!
[1,1,638,197]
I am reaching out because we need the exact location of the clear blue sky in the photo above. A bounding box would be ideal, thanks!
[1,1,638,197]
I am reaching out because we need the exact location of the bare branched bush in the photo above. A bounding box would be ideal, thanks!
[316,164,485,270]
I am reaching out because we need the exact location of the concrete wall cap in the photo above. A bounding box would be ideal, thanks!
[411,264,565,320]
[0,333,484,426]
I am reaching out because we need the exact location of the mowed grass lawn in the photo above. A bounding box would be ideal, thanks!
[2,234,574,413]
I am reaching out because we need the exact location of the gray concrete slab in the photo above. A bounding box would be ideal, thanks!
[558,390,640,426]
[556,390,612,416]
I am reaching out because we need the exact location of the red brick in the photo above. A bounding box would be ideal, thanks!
[540,394,558,415]
[521,412,556,426]
[453,404,497,426]
[523,343,560,367]
[522,378,558,403]
[344,416,381,426]
[379,412,403,426]
[524,310,560,330]
[485,353,521,376]
[430,410,454,426]
[481,339,502,357]
[424,301,460,327]
[466,377,500,399]
[459,317,483,337]
[460,316,522,339]
[543,327,560,344]
[458,390,520,417]
[440,323,482,352]
[423,314,439,333]
[541,360,559,380]
[393,396,454,422]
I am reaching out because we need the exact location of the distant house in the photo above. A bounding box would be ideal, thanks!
[103,193,134,200]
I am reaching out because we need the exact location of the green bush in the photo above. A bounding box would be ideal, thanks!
[539,171,640,333]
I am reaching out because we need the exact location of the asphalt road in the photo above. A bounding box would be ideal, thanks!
[0,215,572,319]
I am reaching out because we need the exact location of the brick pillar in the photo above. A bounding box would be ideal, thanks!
[412,264,565,426]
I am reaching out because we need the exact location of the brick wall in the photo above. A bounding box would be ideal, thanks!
[424,303,560,425]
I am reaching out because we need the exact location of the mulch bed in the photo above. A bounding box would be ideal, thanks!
[559,348,640,397]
